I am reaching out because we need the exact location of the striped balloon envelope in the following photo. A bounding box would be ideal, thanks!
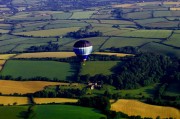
[73,40,93,62]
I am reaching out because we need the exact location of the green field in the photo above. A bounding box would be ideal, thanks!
[164,34,180,47]
[101,37,161,49]
[70,11,96,19]
[0,106,28,119]
[164,83,180,97]
[80,61,120,76]
[139,42,180,58]
[0,105,105,119]
[0,60,76,81]
[33,105,106,119]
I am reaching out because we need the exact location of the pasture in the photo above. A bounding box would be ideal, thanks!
[111,99,180,119]
[0,80,78,94]
[13,27,80,37]
[70,11,97,19]
[33,105,106,119]
[101,37,161,49]
[0,60,75,81]
[80,61,120,76]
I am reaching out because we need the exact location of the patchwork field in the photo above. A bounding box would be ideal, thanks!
[111,99,180,119]
[80,61,120,76]
[0,54,16,59]
[0,60,75,81]
[0,80,78,94]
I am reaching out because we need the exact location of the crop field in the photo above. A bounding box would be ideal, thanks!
[0,96,28,105]
[70,11,97,19]
[93,52,133,57]
[111,99,180,119]
[0,106,28,119]
[100,20,135,25]
[15,52,76,59]
[0,80,78,94]
[33,105,106,119]
[34,98,78,104]
[134,18,167,25]
[13,27,80,37]
[0,54,16,59]
[80,61,120,76]
[101,37,161,49]
[0,60,75,81]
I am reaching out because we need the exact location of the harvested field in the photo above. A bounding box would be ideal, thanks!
[0,96,28,105]
[93,52,133,57]
[111,99,180,119]
[15,52,76,59]
[0,80,78,94]
[0,54,16,59]
[34,98,78,104]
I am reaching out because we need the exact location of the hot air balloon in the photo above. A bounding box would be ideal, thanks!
[73,40,93,62]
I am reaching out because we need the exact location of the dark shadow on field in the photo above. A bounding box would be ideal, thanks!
[66,62,81,82]
[17,111,28,119]
[110,61,124,74]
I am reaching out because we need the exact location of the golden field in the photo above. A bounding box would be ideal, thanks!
[170,8,180,11]
[14,52,76,58]
[111,99,180,119]
[0,54,16,59]
[94,52,133,57]
[14,52,132,59]
[34,98,78,104]
[0,96,28,105]
[0,80,78,95]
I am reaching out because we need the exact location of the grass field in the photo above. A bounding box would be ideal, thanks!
[0,106,28,119]
[139,42,180,58]
[33,105,106,119]
[0,60,75,81]
[0,80,78,94]
[0,96,28,105]
[13,27,80,37]
[34,98,78,104]
[0,60,6,71]
[111,99,180,118]
[70,11,97,19]
[80,61,120,76]
[164,83,180,97]
[101,37,161,49]
[164,33,180,47]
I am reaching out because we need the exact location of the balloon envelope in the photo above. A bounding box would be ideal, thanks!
[73,40,93,61]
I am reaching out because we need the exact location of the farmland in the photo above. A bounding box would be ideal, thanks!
[0,80,78,94]
[0,0,179,118]
[0,60,75,81]
[111,99,180,119]
[0,96,28,105]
